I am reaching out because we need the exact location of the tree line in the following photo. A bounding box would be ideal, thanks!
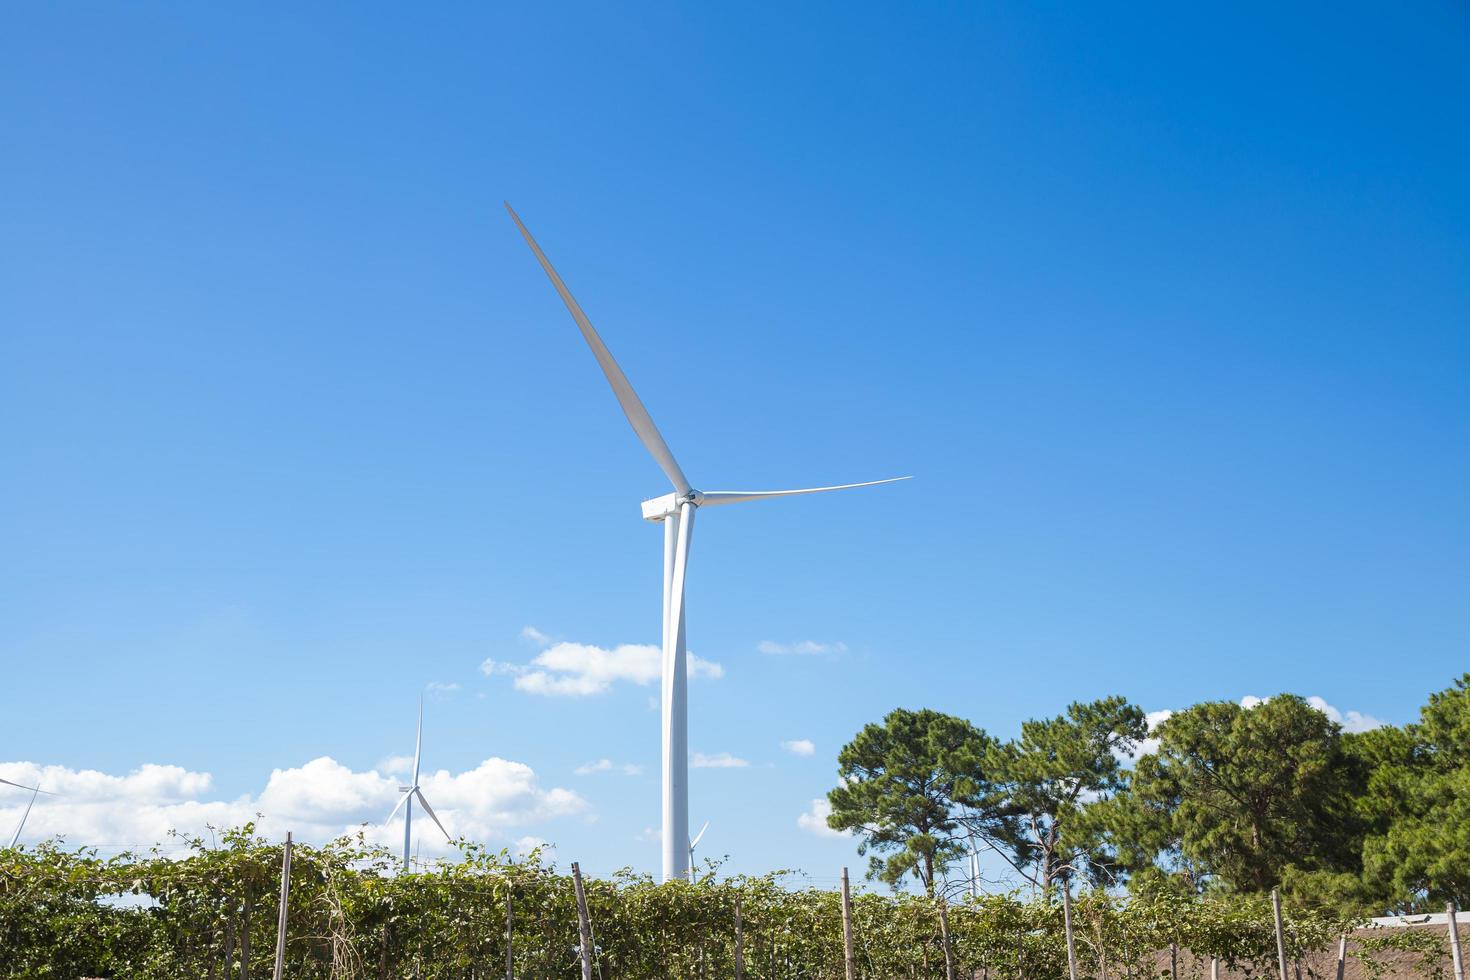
[824,673,1470,914]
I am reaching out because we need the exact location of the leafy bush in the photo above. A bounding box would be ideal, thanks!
[0,828,1361,980]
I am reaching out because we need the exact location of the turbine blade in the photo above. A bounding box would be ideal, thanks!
[414,789,452,842]
[505,203,692,497]
[412,698,423,787]
[666,501,696,663]
[699,476,911,507]
[384,790,411,825]
[690,820,710,850]
[9,785,39,849]
[0,777,52,795]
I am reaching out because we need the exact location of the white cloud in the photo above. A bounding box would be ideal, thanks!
[781,739,816,757]
[1124,696,1385,766]
[1239,695,1384,734]
[425,681,460,698]
[797,798,847,839]
[514,835,553,858]
[377,755,414,777]
[0,757,588,856]
[1121,709,1175,761]
[520,626,552,646]
[636,826,660,843]
[691,752,748,769]
[574,759,642,777]
[1306,696,1385,734]
[575,759,613,775]
[757,640,848,657]
[1123,693,1387,769]
[483,641,723,697]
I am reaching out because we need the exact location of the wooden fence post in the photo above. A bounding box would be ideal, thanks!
[841,867,857,980]
[1449,902,1465,980]
[504,886,514,980]
[734,895,746,980]
[938,898,957,980]
[571,862,594,980]
[1271,889,1289,980]
[1061,881,1079,980]
[222,914,236,980]
[241,884,253,980]
[1336,934,1347,980]
[271,832,292,980]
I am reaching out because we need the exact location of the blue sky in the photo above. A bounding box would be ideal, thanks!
[2,2,1467,882]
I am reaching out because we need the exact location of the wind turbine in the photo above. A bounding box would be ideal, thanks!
[384,700,451,872]
[2,776,52,849]
[688,819,710,877]
[505,204,909,882]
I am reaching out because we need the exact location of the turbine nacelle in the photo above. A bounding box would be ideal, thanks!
[642,491,697,521]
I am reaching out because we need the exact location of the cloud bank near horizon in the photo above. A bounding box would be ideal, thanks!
[0,757,587,856]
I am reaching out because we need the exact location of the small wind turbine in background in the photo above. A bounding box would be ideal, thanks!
[2,776,53,849]
[384,700,451,872]
[688,820,710,877]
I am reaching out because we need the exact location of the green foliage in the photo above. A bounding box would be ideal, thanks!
[830,676,1469,915]
[1351,929,1452,980]
[1361,674,1470,909]
[1130,695,1360,894]
[0,831,1364,980]
[826,707,1001,894]
[984,696,1147,894]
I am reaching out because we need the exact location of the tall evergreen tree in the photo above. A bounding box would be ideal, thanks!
[1130,695,1358,893]
[1361,673,1470,908]
[826,708,1003,894]
[984,696,1147,896]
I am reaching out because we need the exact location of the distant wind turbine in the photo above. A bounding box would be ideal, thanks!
[2,776,53,849]
[384,700,451,872]
[506,204,909,881]
[688,820,710,876]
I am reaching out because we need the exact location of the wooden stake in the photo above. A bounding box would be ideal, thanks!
[504,887,514,980]
[841,867,858,980]
[1449,902,1465,980]
[1170,943,1178,980]
[938,898,957,980]
[1062,881,1079,980]
[271,833,292,980]
[1336,934,1347,980]
[1271,889,1289,980]
[241,886,253,980]
[571,862,594,980]
[222,915,236,980]
[1211,956,1219,980]
[734,896,746,980]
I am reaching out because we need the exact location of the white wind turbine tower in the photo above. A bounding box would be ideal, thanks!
[2,776,53,849]
[384,700,451,872]
[506,204,909,882]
